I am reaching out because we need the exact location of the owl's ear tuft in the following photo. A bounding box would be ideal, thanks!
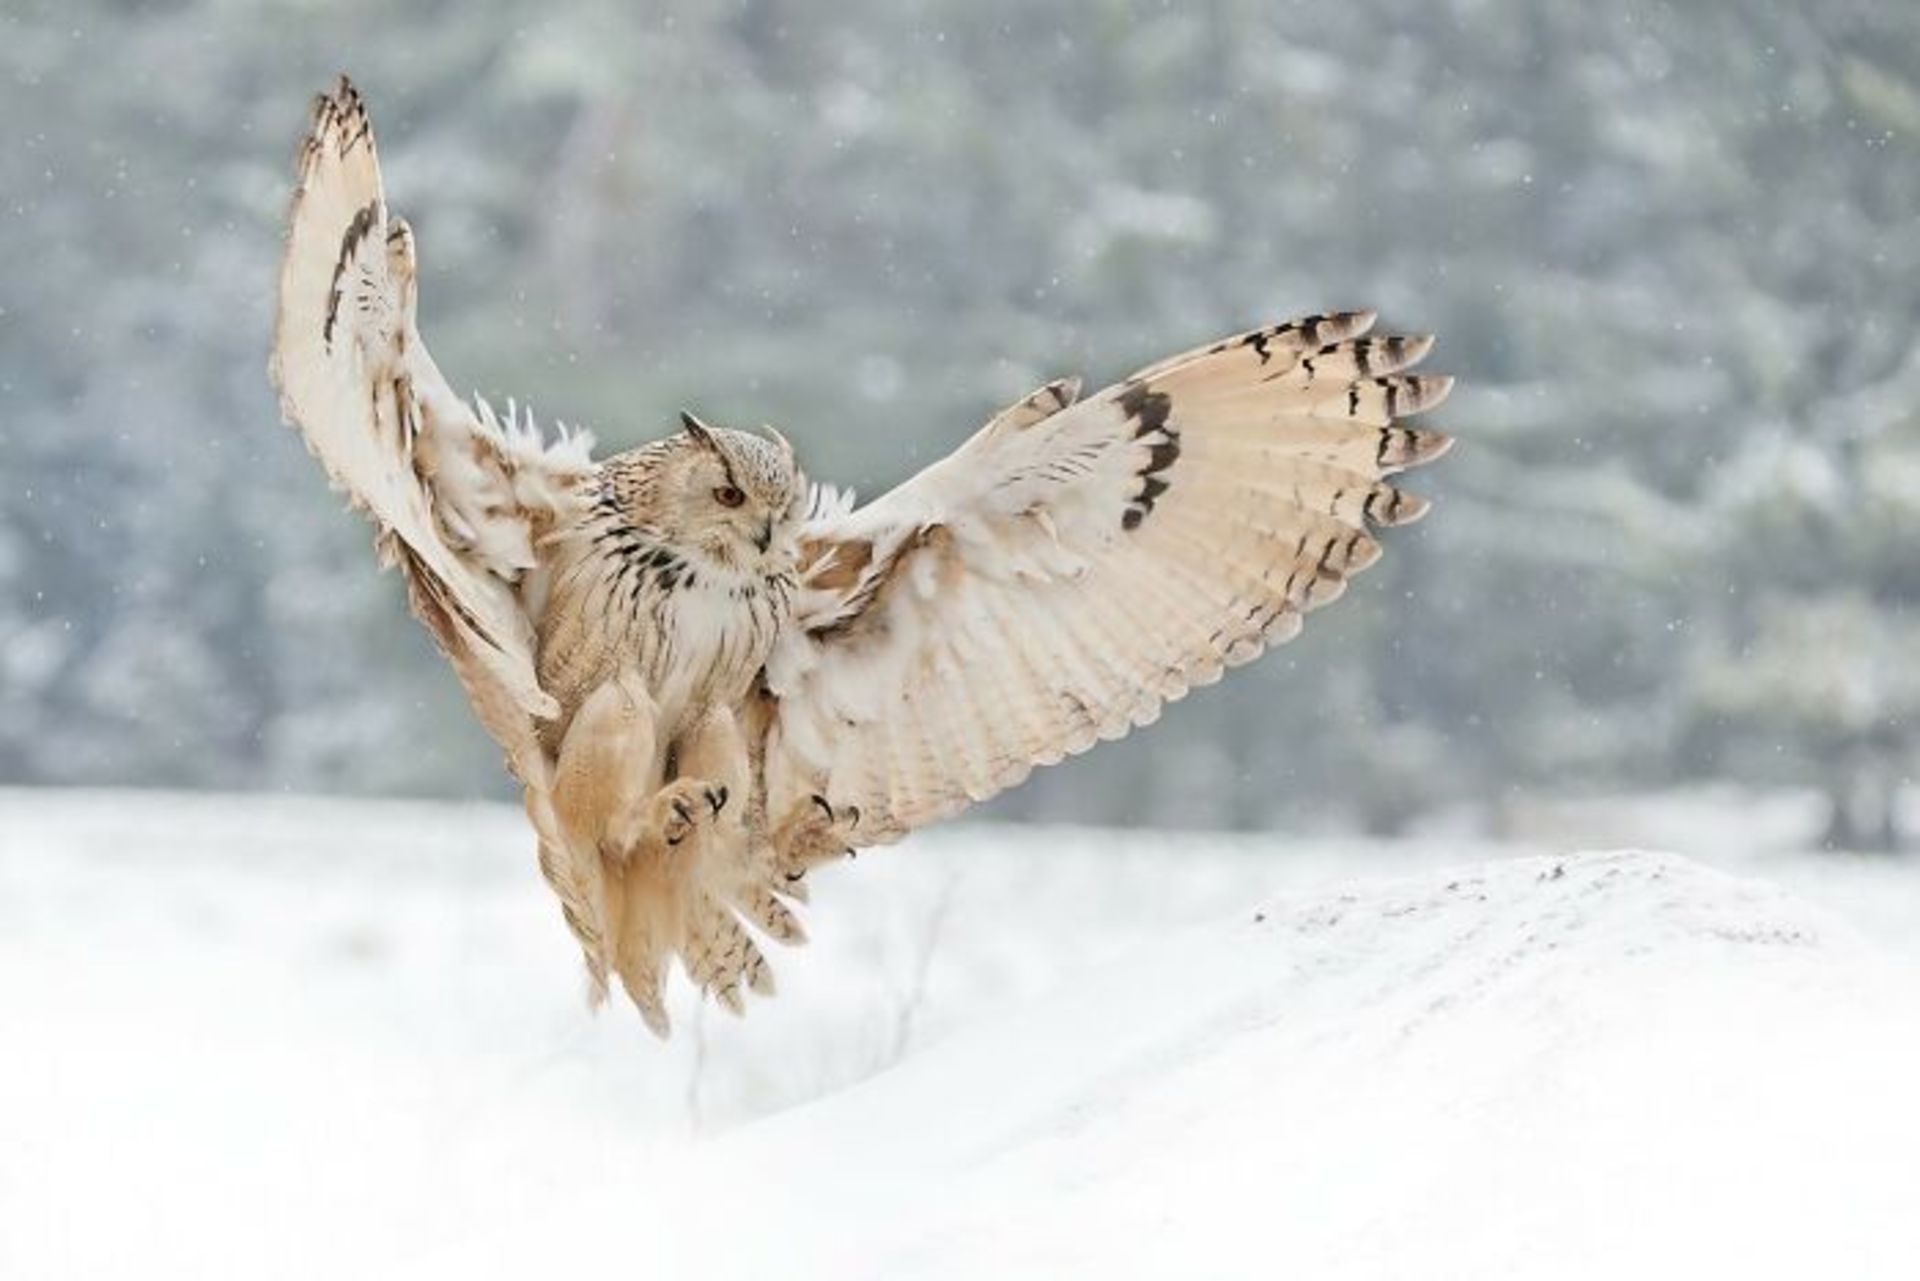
[759,423,796,464]
[680,410,720,450]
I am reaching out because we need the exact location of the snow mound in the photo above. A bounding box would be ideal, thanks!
[442,850,1919,1281]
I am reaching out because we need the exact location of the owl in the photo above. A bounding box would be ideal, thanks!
[271,79,1455,1035]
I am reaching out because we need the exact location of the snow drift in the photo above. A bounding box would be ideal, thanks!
[432,849,1919,1281]
[3,792,1915,1280]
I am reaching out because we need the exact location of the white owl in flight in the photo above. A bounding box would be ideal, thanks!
[271,78,1454,1034]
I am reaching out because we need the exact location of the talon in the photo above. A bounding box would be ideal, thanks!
[667,829,687,848]
[672,797,694,824]
[845,805,861,829]
[811,793,834,821]
[710,784,728,815]
[784,869,806,883]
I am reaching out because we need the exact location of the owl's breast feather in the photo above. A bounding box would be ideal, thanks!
[649,567,792,722]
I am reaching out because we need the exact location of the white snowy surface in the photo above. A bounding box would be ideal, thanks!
[2,788,1917,1279]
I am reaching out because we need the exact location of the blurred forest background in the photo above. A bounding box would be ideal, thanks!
[4,0,1918,845]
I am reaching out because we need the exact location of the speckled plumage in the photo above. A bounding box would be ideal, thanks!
[272,79,1456,1035]
[536,431,798,735]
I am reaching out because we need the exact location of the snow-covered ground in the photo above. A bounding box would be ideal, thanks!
[3,788,1917,1279]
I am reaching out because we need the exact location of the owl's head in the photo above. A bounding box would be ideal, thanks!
[650,411,804,571]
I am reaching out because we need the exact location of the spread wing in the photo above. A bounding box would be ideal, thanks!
[270,77,612,994]
[765,311,1453,850]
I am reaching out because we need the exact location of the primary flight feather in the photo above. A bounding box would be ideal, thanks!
[271,78,1454,1035]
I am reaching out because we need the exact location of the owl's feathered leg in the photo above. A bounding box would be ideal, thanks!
[550,669,659,862]
[632,777,731,855]
[671,707,750,845]
[550,669,685,1034]
[741,694,860,900]
[560,688,752,1035]
[669,708,784,1015]
[771,794,861,882]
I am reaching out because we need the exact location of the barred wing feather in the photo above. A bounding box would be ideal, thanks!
[767,312,1453,848]
[269,77,610,994]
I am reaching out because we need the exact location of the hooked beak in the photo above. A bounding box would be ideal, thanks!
[754,519,773,554]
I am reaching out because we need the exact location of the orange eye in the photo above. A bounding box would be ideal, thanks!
[713,485,746,508]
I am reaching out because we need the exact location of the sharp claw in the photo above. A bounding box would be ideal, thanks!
[710,784,728,815]
[672,797,693,824]
[784,869,806,883]
[811,793,833,820]
[845,805,861,829]
[667,830,686,847]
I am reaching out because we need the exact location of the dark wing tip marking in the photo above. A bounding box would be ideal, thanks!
[1362,483,1433,527]
[1117,380,1172,438]
[1375,426,1454,472]
[1118,380,1181,531]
